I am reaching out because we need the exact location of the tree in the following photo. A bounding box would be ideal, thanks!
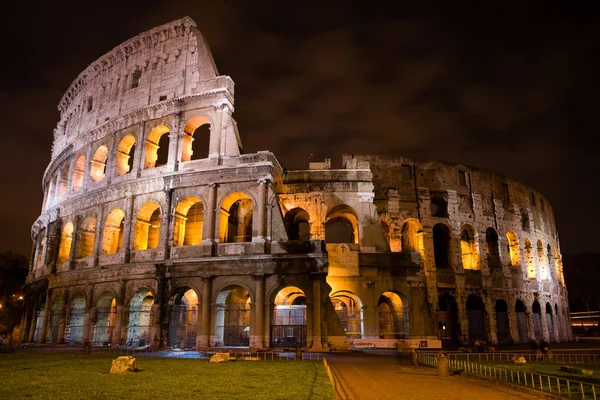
[0,252,28,343]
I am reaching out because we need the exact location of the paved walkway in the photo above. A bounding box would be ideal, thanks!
[325,352,543,400]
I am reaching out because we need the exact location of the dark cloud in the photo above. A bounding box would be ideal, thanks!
[1,1,599,255]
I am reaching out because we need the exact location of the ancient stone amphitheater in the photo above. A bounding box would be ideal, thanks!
[21,17,571,351]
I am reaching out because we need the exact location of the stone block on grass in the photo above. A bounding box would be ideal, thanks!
[110,356,137,374]
[560,366,593,375]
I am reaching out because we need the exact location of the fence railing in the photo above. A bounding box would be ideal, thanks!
[419,352,599,399]
[14,345,322,361]
[444,352,600,364]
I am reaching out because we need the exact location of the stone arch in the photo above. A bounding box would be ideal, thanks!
[90,145,109,182]
[515,300,528,343]
[219,192,254,243]
[284,207,311,241]
[271,286,307,348]
[57,221,74,263]
[168,287,199,348]
[495,299,511,343]
[126,289,155,347]
[485,228,501,269]
[144,124,170,169]
[460,225,479,270]
[66,293,86,344]
[57,163,70,199]
[400,219,423,253]
[76,216,96,259]
[115,134,136,176]
[72,155,86,192]
[524,238,536,279]
[532,300,543,341]
[433,223,451,269]
[173,197,205,246]
[466,295,486,342]
[377,291,409,339]
[102,209,125,254]
[33,298,46,342]
[93,292,117,345]
[438,293,459,343]
[182,115,212,161]
[325,204,359,244]
[134,202,161,250]
[330,290,364,339]
[214,284,251,347]
[506,231,520,268]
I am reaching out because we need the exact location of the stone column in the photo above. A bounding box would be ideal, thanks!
[310,277,323,350]
[38,290,53,343]
[57,291,70,344]
[251,275,265,348]
[540,303,550,342]
[168,113,181,171]
[81,146,94,192]
[68,215,80,270]
[82,286,94,344]
[485,294,498,345]
[39,225,51,276]
[112,305,125,346]
[20,300,33,342]
[202,184,217,251]
[123,196,135,263]
[199,277,212,348]
[93,206,105,267]
[27,299,38,343]
[162,190,174,259]
[255,179,268,241]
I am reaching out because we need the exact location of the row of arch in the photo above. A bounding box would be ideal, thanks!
[438,294,566,344]
[47,193,255,266]
[431,223,564,283]
[45,117,213,209]
[28,286,408,348]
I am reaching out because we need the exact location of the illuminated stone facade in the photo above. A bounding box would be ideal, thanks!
[21,17,572,351]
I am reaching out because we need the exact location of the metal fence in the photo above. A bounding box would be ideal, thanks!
[419,352,600,399]
[444,352,600,364]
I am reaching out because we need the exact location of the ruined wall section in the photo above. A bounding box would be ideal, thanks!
[52,17,220,160]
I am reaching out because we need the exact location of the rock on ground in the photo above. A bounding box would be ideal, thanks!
[110,356,137,374]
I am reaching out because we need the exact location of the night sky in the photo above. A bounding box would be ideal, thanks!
[1,2,599,257]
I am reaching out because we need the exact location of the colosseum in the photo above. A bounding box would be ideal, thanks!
[20,17,572,352]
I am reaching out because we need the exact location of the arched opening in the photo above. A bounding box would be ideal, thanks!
[66,295,86,344]
[126,290,154,347]
[72,155,86,192]
[433,224,451,269]
[438,293,459,343]
[102,209,125,254]
[57,222,73,263]
[219,193,253,243]
[33,300,46,342]
[325,205,359,244]
[545,302,554,342]
[48,300,63,344]
[284,207,311,241]
[115,134,136,176]
[173,197,204,246]
[76,216,96,259]
[271,286,307,348]
[485,228,501,269]
[400,219,422,253]
[495,300,510,343]
[57,163,70,199]
[466,295,485,342]
[35,230,46,270]
[182,116,211,161]
[524,238,536,279]
[538,240,548,280]
[144,125,170,169]
[515,300,528,343]
[331,291,364,339]
[532,300,543,341]
[168,288,199,348]
[93,294,116,346]
[460,225,478,270]
[506,231,520,268]
[430,195,449,218]
[215,286,250,347]
[90,145,108,182]
[134,202,161,250]
[378,292,409,339]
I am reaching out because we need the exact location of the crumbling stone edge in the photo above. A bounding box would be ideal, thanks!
[323,357,351,400]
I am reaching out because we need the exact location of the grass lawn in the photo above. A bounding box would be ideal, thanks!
[0,354,334,399]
